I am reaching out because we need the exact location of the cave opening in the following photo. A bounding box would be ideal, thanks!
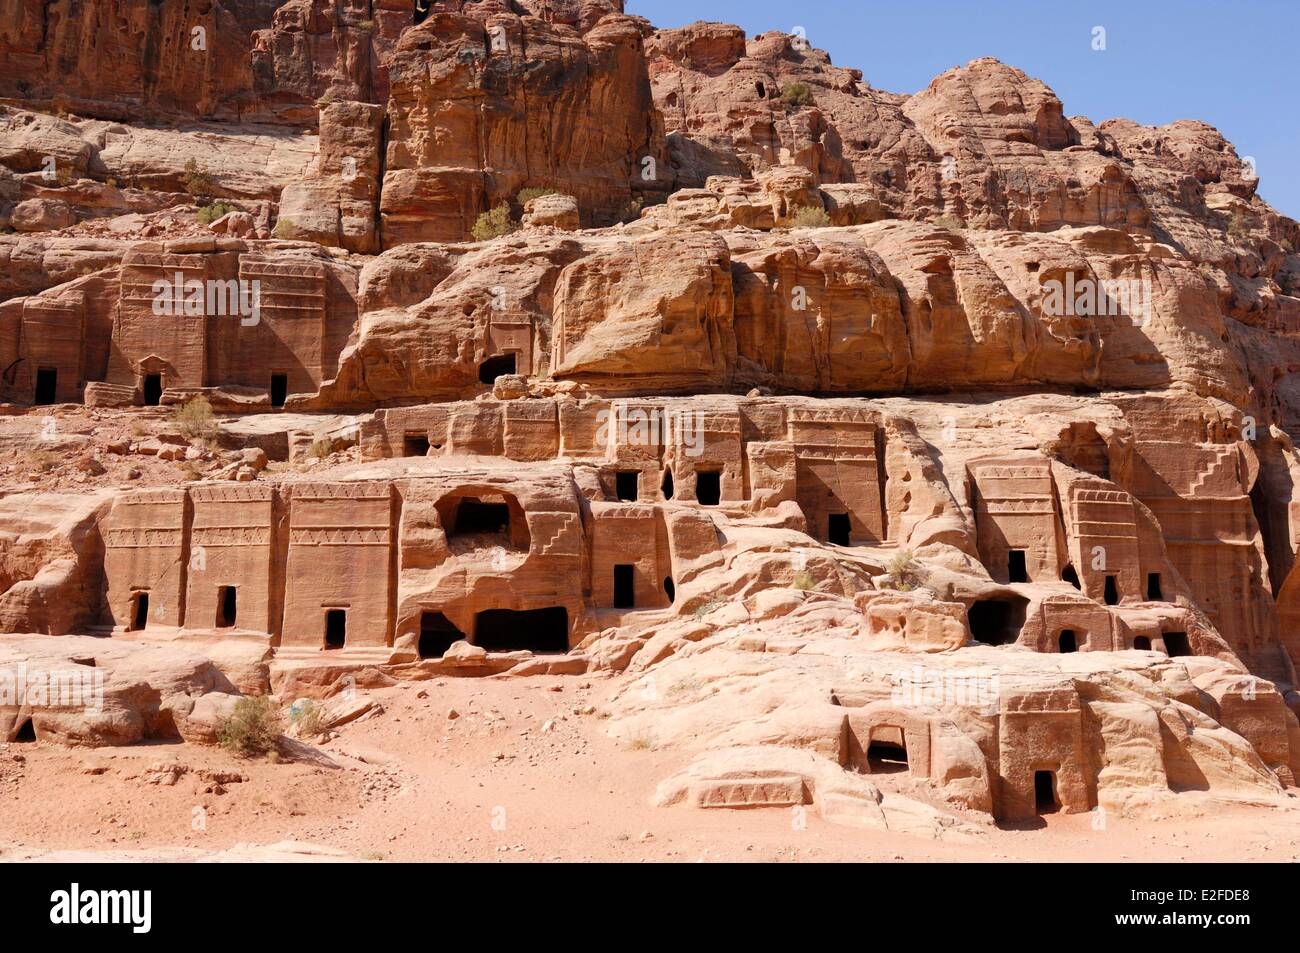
[474,606,570,653]
[1164,631,1191,657]
[967,595,1028,646]
[1058,629,1077,653]
[418,611,464,659]
[129,591,149,631]
[403,432,430,457]
[217,586,237,628]
[270,373,288,408]
[324,609,347,649]
[478,353,516,384]
[34,367,57,405]
[451,498,510,536]
[828,513,851,546]
[867,741,909,774]
[1008,549,1029,583]
[143,373,162,407]
[1034,770,1060,814]
[696,470,721,506]
[1061,564,1081,589]
[616,471,639,502]
[1146,572,1163,601]
[613,564,635,609]
[1104,575,1119,606]
[15,719,35,743]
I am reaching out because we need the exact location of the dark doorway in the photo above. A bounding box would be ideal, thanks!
[474,606,569,653]
[1034,770,1059,814]
[478,353,516,384]
[1133,636,1152,651]
[828,513,851,546]
[143,373,162,407]
[34,367,57,405]
[403,432,430,457]
[270,373,288,408]
[1146,572,1163,601]
[1058,629,1077,653]
[867,741,909,774]
[217,586,237,628]
[413,0,430,25]
[613,564,635,609]
[1008,549,1029,583]
[696,470,721,506]
[324,609,346,649]
[663,577,675,603]
[418,611,464,659]
[1103,575,1119,605]
[661,468,674,500]
[1062,564,1081,589]
[129,592,149,631]
[616,471,639,502]
[451,498,510,535]
[967,596,1028,646]
[15,718,35,743]
[1164,631,1190,657]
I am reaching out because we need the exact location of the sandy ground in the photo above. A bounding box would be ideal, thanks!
[2,675,1299,863]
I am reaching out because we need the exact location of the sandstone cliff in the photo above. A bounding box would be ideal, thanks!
[0,7,1298,831]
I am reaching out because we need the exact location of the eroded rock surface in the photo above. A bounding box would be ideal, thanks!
[0,7,1298,835]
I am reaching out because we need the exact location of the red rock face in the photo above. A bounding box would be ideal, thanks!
[0,5,1299,836]
[0,0,282,120]
[380,9,663,243]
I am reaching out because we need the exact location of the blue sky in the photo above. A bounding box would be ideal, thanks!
[632,0,1299,219]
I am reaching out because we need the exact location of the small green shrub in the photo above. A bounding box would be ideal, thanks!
[471,203,519,241]
[307,438,334,461]
[171,395,218,442]
[933,213,964,231]
[196,202,237,225]
[516,187,557,205]
[791,569,816,591]
[1226,208,1252,242]
[789,205,831,228]
[667,676,705,698]
[691,595,725,618]
[884,547,924,592]
[182,158,217,199]
[781,81,813,109]
[625,729,656,751]
[288,699,326,739]
[217,696,283,757]
[620,195,644,223]
[25,450,58,474]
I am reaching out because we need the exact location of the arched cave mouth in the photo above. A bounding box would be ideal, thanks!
[474,606,570,654]
[418,611,465,659]
[867,741,909,774]
[478,353,516,385]
[436,489,531,554]
[967,595,1029,646]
